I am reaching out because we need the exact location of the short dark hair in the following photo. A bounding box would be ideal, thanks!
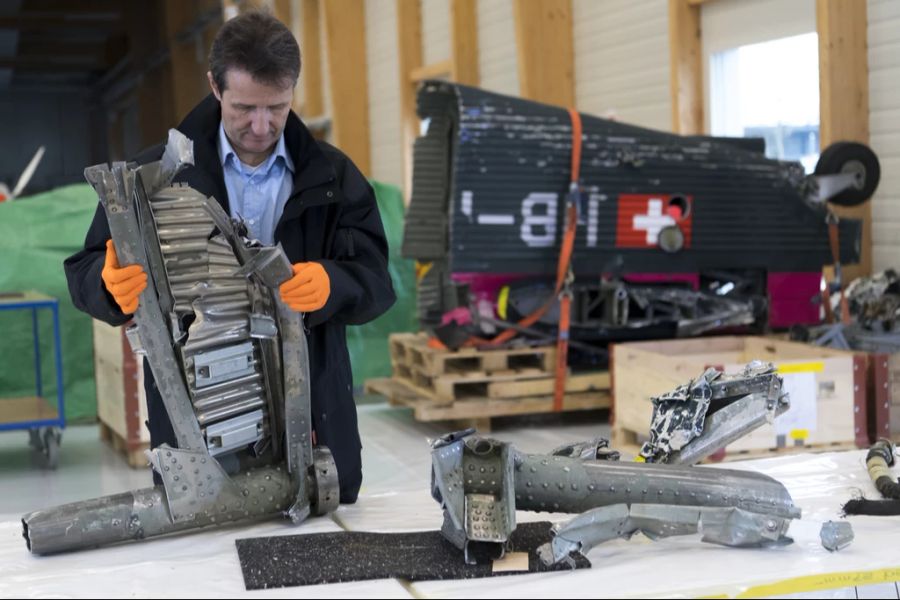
[209,10,301,92]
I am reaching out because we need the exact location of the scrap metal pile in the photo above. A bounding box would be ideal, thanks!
[799,270,900,353]
[403,81,879,352]
[430,362,819,567]
[22,131,338,555]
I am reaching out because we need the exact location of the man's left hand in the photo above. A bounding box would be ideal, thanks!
[280,262,331,312]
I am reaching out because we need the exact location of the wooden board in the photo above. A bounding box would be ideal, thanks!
[0,396,58,424]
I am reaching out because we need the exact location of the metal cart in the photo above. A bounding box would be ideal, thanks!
[0,291,65,468]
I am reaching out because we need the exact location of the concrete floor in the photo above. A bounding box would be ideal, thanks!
[0,402,610,517]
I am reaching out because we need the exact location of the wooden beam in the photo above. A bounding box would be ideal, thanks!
[271,0,292,25]
[668,0,703,134]
[817,0,871,278]
[322,0,371,175]
[409,59,451,83]
[300,0,324,117]
[397,0,423,203]
[512,0,574,107]
[127,1,177,149]
[164,0,221,123]
[450,0,478,85]
[269,0,303,115]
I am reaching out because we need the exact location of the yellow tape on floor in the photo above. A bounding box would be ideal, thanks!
[715,567,900,598]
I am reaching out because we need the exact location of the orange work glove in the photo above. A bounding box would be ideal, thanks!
[279,262,331,313]
[101,239,147,314]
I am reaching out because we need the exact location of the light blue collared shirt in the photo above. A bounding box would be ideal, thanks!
[217,124,295,246]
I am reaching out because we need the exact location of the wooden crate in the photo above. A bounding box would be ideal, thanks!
[93,319,149,467]
[612,336,870,458]
[611,426,859,463]
[870,352,900,443]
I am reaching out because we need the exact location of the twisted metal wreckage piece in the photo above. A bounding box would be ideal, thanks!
[431,363,802,566]
[22,130,339,555]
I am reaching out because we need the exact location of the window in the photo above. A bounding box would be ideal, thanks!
[709,33,820,172]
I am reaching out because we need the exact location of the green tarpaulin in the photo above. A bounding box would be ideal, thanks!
[348,181,418,389]
[0,184,100,423]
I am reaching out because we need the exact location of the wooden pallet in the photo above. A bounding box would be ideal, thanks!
[389,333,557,377]
[389,333,608,404]
[611,426,860,464]
[365,376,611,432]
[392,365,610,404]
[99,421,149,469]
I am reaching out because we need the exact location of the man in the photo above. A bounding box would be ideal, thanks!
[65,11,396,503]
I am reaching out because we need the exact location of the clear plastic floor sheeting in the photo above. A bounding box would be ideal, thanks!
[1,403,899,598]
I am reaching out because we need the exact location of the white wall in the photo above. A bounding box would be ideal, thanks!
[477,0,518,96]
[422,0,450,66]
[365,0,403,187]
[572,0,671,131]
[868,0,900,271]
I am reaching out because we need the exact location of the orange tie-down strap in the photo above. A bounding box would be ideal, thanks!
[459,108,583,411]
[825,213,851,325]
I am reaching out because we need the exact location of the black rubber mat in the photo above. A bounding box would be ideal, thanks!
[236,521,589,589]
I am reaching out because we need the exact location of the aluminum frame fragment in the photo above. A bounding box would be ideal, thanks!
[538,503,794,567]
[431,430,801,566]
[640,361,789,465]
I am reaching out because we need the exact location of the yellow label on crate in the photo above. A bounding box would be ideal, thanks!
[789,429,809,441]
[777,361,824,374]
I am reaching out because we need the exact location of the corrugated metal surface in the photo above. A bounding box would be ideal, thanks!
[869,0,900,271]
[401,88,456,259]
[573,0,671,131]
[477,0,518,96]
[406,82,860,277]
[422,0,450,66]
[365,0,403,187]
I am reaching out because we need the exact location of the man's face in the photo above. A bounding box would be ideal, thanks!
[209,69,293,164]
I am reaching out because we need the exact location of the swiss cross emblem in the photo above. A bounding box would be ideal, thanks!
[616,194,693,249]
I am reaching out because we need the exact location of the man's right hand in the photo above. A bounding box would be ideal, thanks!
[101,239,147,314]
